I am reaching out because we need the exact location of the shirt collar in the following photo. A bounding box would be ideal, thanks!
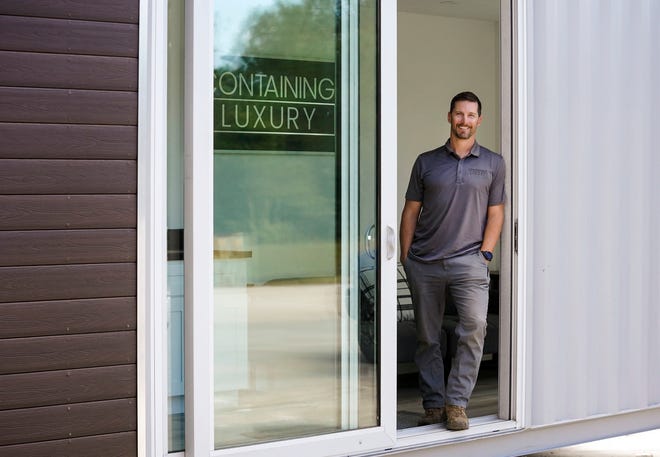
[444,139,481,158]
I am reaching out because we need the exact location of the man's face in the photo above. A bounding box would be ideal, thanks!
[448,100,482,140]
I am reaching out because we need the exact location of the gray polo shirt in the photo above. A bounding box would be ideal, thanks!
[405,140,505,262]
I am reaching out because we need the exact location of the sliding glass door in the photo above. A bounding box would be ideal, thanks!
[166,0,397,453]
[208,0,394,453]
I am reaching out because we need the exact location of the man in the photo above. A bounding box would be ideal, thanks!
[400,91,505,430]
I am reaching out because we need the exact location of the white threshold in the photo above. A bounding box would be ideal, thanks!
[395,417,520,452]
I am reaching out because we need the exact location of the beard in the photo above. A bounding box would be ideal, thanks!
[452,125,473,139]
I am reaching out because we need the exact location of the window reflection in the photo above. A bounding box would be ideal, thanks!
[213,0,378,449]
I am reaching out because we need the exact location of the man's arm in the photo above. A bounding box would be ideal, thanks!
[400,199,422,264]
[480,204,505,254]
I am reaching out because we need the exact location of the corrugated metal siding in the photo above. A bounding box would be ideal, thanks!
[526,0,660,426]
[0,1,139,455]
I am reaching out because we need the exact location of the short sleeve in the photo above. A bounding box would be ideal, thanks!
[405,156,424,202]
[488,156,506,206]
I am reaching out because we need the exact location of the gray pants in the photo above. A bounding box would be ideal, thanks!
[404,252,490,409]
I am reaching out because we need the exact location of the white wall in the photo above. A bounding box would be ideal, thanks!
[397,12,500,219]
[525,0,660,426]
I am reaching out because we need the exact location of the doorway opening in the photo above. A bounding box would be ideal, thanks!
[395,0,511,430]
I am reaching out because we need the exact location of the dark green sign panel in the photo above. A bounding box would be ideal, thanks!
[214,57,336,152]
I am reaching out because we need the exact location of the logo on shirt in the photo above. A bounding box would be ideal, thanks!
[468,168,489,177]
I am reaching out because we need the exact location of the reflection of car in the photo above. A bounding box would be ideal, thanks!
[359,263,499,376]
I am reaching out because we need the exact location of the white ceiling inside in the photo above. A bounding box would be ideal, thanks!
[398,0,500,22]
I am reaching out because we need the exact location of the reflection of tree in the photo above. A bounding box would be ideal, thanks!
[214,153,336,243]
[235,0,338,61]
[215,0,340,248]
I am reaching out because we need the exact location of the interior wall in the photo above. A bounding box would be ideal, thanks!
[397,11,500,242]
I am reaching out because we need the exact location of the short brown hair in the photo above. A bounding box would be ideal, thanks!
[450,91,482,115]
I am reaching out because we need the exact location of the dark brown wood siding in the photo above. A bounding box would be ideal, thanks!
[0,2,138,455]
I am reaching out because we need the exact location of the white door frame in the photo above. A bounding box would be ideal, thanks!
[184,1,398,456]
[137,0,527,455]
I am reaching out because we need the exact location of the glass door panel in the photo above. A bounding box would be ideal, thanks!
[167,0,185,451]
[212,0,379,449]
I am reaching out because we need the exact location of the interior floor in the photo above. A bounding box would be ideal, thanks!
[397,359,499,429]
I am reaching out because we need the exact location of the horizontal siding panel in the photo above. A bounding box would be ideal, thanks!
[0,365,136,411]
[0,87,137,125]
[0,51,137,91]
[0,15,138,57]
[0,331,136,375]
[0,195,136,230]
[0,263,136,303]
[0,398,136,446]
[0,229,136,267]
[0,0,139,452]
[0,431,137,457]
[0,160,136,194]
[0,297,136,338]
[0,0,139,24]
[0,123,137,159]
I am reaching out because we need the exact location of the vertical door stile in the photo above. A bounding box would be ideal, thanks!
[340,0,361,430]
[378,0,398,439]
[185,0,215,455]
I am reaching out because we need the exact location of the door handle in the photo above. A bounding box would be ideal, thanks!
[386,225,396,260]
[365,224,376,259]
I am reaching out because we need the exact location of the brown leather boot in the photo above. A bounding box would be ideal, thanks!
[417,407,447,426]
[445,405,469,430]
